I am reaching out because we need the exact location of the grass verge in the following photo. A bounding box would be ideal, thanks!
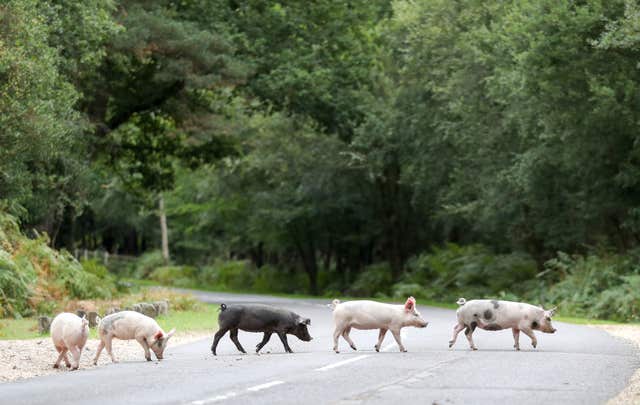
[0,304,218,340]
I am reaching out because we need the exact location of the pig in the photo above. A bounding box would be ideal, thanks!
[93,310,175,364]
[211,303,312,355]
[330,296,428,353]
[50,313,89,370]
[449,298,557,351]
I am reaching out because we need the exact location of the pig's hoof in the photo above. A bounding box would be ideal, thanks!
[448,341,454,348]
[374,345,380,352]
[71,366,79,371]
[350,345,357,351]
[471,347,478,351]
[334,349,340,354]
[146,357,152,362]
[53,364,59,369]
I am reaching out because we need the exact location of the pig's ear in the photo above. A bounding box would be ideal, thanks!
[404,296,416,312]
[303,318,311,325]
[154,331,164,341]
[166,328,176,339]
[547,307,557,317]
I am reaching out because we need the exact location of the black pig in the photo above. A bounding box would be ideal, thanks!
[211,303,312,355]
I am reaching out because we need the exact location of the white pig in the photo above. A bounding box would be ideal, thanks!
[50,312,89,370]
[330,296,428,353]
[449,298,557,351]
[93,311,175,364]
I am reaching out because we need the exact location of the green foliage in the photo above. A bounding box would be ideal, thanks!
[349,263,393,297]
[398,244,538,302]
[197,260,255,291]
[149,265,196,288]
[252,265,309,295]
[538,251,640,321]
[0,211,116,317]
[132,250,166,279]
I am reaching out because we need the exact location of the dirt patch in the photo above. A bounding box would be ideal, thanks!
[0,332,209,383]
[591,325,640,405]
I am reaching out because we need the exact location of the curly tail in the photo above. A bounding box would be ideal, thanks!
[219,303,227,312]
[456,298,466,306]
[327,299,341,310]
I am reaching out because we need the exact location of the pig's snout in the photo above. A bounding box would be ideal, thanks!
[551,328,557,333]
[422,321,429,328]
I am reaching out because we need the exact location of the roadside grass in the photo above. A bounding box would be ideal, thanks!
[0,304,218,340]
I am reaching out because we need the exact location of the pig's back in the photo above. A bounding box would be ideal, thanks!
[220,304,296,332]
[334,300,400,329]
[50,313,81,345]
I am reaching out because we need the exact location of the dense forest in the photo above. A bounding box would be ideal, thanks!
[2,0,640,320]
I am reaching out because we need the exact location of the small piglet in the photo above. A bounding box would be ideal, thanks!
[211,303,312,355]
[331,297,428,353]
[50,313,89,370]
[93,311,175,364]
[449,298,557,351]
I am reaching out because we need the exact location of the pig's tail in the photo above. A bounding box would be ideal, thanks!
[219,303,227,312]
[456,298,466,306]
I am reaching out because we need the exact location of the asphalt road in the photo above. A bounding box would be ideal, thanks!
[2,291,638,405]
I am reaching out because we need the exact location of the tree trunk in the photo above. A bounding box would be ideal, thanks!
[159,195,170,264]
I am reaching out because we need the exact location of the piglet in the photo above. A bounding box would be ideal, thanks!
[211,303,312,355]
[93,311,175,364]
[50,313,89,370]
[330,297,428,353]
[449,298,557,351]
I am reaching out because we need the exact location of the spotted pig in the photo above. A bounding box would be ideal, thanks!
[449,298,557,351]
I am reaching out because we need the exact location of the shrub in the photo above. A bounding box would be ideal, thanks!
[0,211,117,317]
[252,264,309,294]
[349,263,393,297]
[132,250,166,279]
[198,260,255,291]
[149,265,197,287]
[538,251,640,321]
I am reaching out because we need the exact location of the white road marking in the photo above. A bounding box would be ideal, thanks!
[315,330,408,371]
[191,392,237,404]
[315,354,371,371]
[246,380,285,392]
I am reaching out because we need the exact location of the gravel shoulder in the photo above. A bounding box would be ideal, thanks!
[0,331,209,383]
[591,325,640,405]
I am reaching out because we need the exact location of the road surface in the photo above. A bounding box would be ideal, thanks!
[2,291,638,405]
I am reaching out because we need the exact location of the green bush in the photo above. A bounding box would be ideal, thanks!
[0,211,117,317]
[198,260,255,291]
[149,265,197,287]
[132,250,166,279]
[538,251,640,321]
[0,250,34,317]
[397,244,538,302]
[349,262,393,297]
[252,264,309,294]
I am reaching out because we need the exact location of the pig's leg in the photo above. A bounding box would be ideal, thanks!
[391,329,407,352]
[93,340,105,365]
[521,328,537,348]
[375,328,387,352]
[512,328,520,351]
[342,327,357,351]
[53,347,67,369]
[211,328,228,355]
[256,332,272,353]
[464,323,478,350]
[137,337,152,361]
[229,329,247,354]
[332,326,343,353]
[105,336,118,363]
[449,323,465,348]
[68,346,81,370]
[277,332,293,353]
